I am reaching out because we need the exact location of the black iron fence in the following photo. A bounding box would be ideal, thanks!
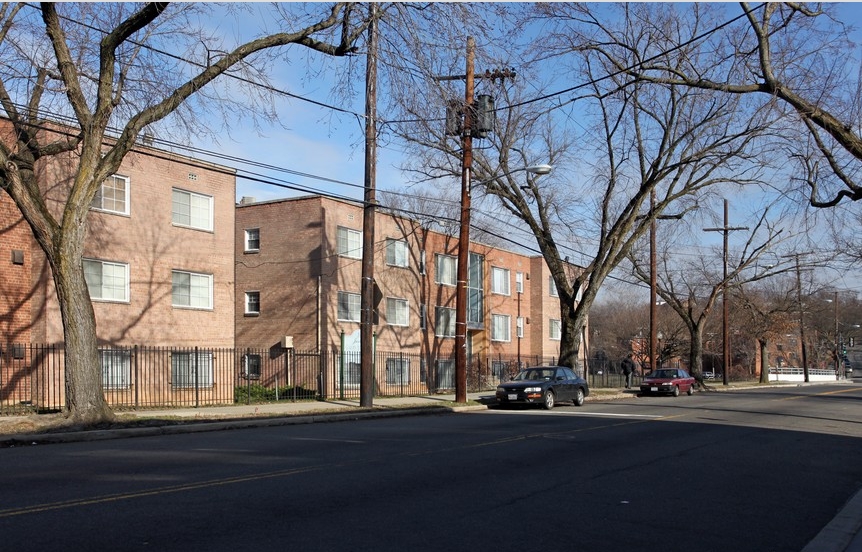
[0,343,634,415]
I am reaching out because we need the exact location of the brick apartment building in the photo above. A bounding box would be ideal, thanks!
[235,195,585,395]
[1,123,237,408]
[1,123,585,407]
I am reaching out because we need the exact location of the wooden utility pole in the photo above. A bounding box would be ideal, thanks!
[703,199,748,386]
[434,39,514,403]
[453,37,475,404]
[359,4,378,407]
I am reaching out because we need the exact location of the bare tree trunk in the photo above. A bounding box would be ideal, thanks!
[559,296,586,371]
[759,338,770,384]
[54,219,113,424]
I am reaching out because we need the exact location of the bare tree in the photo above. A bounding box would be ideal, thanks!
[382,3,776,370]
[0,2,368,424]
[571,2,862,208]
[735,276,809,383]
[629,206,788,383]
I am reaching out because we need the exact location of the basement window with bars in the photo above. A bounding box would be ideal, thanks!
[171,351,213,388]
[100,349,131,389]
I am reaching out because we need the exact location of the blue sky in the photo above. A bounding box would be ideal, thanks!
[181,3,862,293]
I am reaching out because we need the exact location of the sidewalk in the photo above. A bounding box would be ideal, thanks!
[1,386,860,552]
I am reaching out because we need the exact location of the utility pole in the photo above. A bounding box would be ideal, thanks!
[435,38,514,404]
[703,199,748,386]
[359,4,378,408]
[794,254,810,383]
[649,189,658,376]
[453,37,475,405]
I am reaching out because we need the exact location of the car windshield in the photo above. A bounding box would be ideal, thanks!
[514,368,555,381]
[647,370,676,379]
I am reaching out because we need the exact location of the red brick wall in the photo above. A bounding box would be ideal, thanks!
[0,191,33,345]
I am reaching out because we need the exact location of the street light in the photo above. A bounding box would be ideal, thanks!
[454,163,553,403]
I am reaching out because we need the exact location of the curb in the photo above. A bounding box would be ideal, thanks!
[1,404,486,447]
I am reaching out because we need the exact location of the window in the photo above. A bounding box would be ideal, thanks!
[172,188,213,231]
[468,252,484,328]
[337,291,361,322]
[516,272,524,294]
[549,277,559,297]
[337,226,362,259]
[491,266,510,295]
[83,259,129,302]
[491,314,511,342]
[386,357,410,385]
[171,351,213,388]
[516,316,525,338]
[550,319,561,340]
[435,254,457,286]
[419,304,427,330]
[245,291,260,315]
[172,270,213,309]
[91,174,129,215]
[436,359,455,389]
[386,239,409,267]
[245,228,260,252]
[435,306,456,337]
[100,349,131,389]
[419,251,426,275]
[242,354,261,380]
[386,297,409,326]
[337,352,361,387]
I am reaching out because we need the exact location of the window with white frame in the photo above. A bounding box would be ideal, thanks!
[171,350,213,388]
[386,239,409,268]
[419,250,426,275]
[491,266,510,295]
[419,304,427,330]
[245,291,260,315]
[550,319,562,340]
[245,228,260,252]
[83,259,129,302]
[172,188,213,231]
[435,254,457,286]
[91,174,129,215]
[549,276,559,297]
[100,349,131,389]
[337,226,362,259]
[516,316,525,338]
[491,314,511,342]
[515,272,524,294]
[337,291,361,322]
[435,306,455,337]
[386,357,410,385]
[172,270,213,309]
[386,297,409,326]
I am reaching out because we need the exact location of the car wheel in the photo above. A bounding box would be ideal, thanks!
[672,386,680,397]
[687,385,694,396]
[542,390,555,410]
[573,387,585,407]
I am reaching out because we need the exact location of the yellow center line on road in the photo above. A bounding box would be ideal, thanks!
[778,387,860,401]
[0,464,327,519]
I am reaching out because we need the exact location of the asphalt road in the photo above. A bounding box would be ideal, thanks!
[1,385,860,552]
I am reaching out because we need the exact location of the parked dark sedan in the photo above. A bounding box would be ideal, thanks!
[639,368,696,397]
[496,366,589,409]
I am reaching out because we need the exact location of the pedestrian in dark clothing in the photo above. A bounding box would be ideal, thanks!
[621,355,635,389]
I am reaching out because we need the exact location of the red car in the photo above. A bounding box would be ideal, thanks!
[639,368,696,397]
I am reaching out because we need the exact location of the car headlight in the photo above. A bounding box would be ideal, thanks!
[524,386,542,393]
[496,387,505,393]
